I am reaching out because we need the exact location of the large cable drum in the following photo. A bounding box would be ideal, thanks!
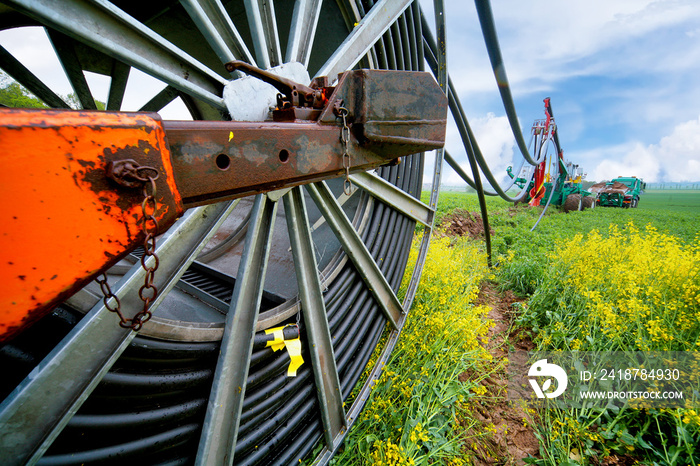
[0,0,445,464]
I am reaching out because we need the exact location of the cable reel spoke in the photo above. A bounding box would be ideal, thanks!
[0,44,70,108]
[196,194,278,465]
[307,181,403,329]
[283,186,345,449]
[316,0,414,79]
[47,30,98,110]
[106,59,130,110]
[243,0,283,69]
[285,0,324,67]
[4,0,227,110]
[180,0,255,68]
[0,201,237,466]
[350,171,432,227]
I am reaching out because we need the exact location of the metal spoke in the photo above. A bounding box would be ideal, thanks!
[350,171,432,226]
[243,0,282,69]
[283,186,345,449]
[285,0,324,67]
[106,60,130,110]
[316,0,413,79]
[0,44,69,109]
[402,1,447,309]
[46,30,97,109]
[5,0,227,110]
[196,194,278,466]
[307,181,402,329]
[0,202,237,466]
[139,85,179,112]
[180,0,256,68]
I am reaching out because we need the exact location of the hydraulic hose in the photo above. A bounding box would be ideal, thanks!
[530,177,559,231]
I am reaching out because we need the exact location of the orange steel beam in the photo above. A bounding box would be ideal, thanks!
[0,109,182,341]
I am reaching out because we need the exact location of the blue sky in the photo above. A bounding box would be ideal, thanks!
[429,0,700,184]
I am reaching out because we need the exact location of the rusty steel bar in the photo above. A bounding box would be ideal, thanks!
[166,68,447,207]
[165,119,385,207]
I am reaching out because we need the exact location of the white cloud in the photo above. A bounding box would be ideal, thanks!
[470,113,515,171]
[437,113,517,186]
[491,0,700,76]
[0,27,73,96]
[591,143,661,182]
[440,0,700,104]
[592,116,700,182]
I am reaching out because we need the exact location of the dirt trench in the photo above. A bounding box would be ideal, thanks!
[442,210,540,464]
[460,283,540,465]
[439,209,494,240]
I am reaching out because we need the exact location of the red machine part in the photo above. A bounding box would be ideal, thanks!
[528,160,546,206]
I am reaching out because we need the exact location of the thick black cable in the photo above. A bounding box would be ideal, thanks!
[474,0,539,166]
[530,177,558,232]
[448,79,535,201]
[421,11,492,265]
[421,31,535,203]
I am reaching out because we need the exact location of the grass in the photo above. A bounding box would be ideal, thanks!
[332,236,493,466]
[336,189,700,465]
[512,221,700,465]
[488,190,700,465]
[642,189,700,213]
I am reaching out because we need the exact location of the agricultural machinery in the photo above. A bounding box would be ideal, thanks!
[507,98,594,212]
[590,177,646,208]
[0,1,452,465]
[0,0,552,464]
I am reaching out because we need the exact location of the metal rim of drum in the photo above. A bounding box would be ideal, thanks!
[0,1,442,465]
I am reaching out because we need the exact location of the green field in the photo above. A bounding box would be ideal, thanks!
[639,189,700,212]
[338,189,700,466]
[430,189,700,246]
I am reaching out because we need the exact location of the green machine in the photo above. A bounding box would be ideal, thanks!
[590,177,646,208]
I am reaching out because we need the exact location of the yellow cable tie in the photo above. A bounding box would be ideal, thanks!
[265,326,285,352]
[284,338,304,377]
[265,325,304,376]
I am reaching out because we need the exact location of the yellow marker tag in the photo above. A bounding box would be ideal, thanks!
[228,131,234,142]
[264,326,304,376]
[265,326,285,352]
[284,338,304,377]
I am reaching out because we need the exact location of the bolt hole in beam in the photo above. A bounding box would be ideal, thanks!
[216,153,231,170]
[278,149,290,163]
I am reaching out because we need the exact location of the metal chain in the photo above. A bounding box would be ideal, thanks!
[97,163,161,331]
[134,175,160,330]
[337,106,353,195]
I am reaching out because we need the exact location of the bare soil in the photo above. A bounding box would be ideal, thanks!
[440,209,494,240]
[444,210,644,466]
[442,209,540,463]
[460,282,540,465]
